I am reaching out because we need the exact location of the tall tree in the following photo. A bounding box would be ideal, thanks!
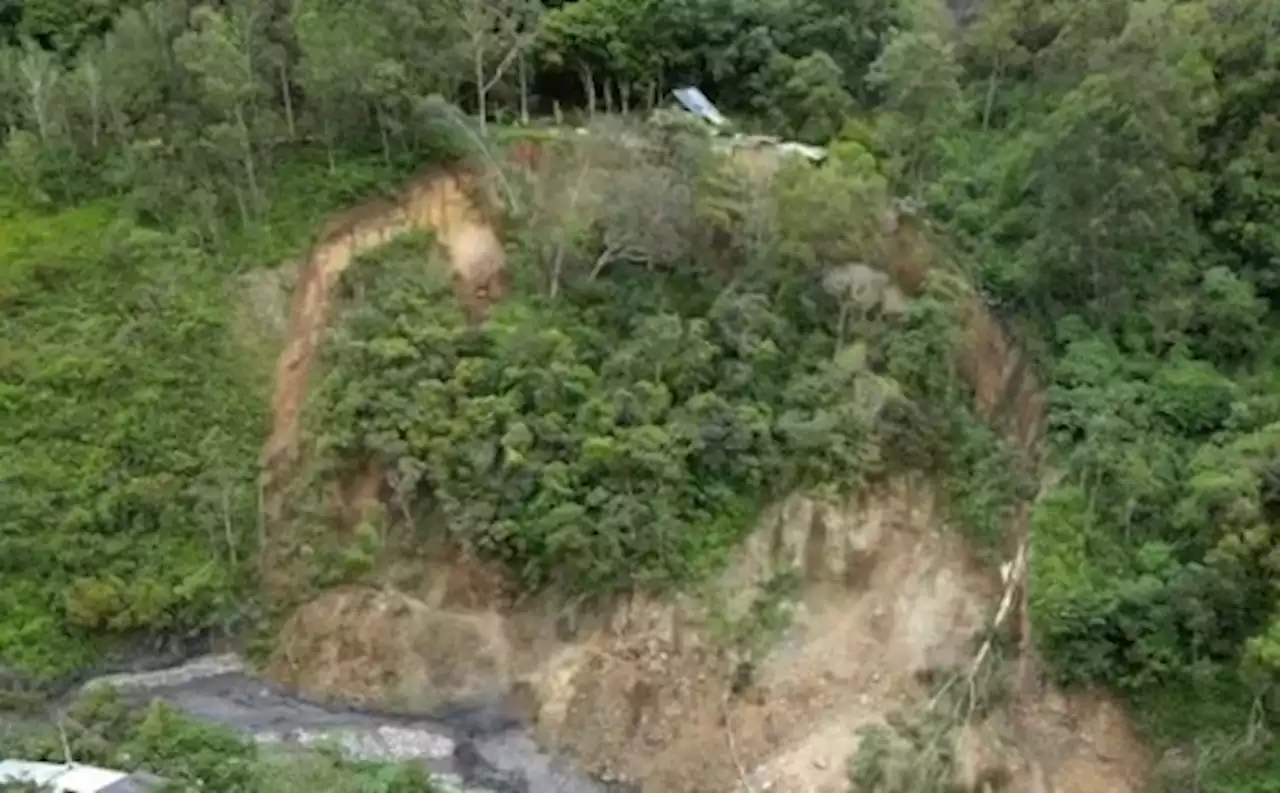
[13,35,61,145]
[449,0,542,132]
[11,0,129,53]
[868,1,966,189]
[1197,0,1280,301]
[175,2,273,223]
[293,0,401,165]
[1013,0,1219,337]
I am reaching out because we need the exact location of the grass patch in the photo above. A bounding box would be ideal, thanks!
[0,192,117,305]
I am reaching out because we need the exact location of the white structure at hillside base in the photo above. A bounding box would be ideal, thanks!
[0,761,165,793]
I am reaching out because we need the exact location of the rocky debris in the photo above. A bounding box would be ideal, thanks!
[268,589,514,714]
[81,656,607,793]
[821,262,908,319]
[82,654,247,693]
[259,724,457,762]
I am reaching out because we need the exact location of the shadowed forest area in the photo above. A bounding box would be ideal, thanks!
[2,0,1280,790]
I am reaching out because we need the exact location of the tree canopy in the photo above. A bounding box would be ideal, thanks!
[2,0,1280,788]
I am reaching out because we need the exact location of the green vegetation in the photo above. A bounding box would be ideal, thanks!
[849,704,966,793]
[310,137,1021,597]
[930,0,1280,787]
[847,643,1015,793]
[711,571,803,660]
[0,688,442,793]
[0,214,261,678]
[1,0,1279,788]
[0,147,461,684]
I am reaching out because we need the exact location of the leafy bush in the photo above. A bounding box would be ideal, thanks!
[0,211,263,682]
[849,718,954,793]
[874,285,1034,551]
[847,689,986,793]
[314,206,1026,596]
[1030,333,1280,694]
[316,243,878,594]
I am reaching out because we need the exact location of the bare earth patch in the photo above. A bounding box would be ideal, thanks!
[267,481,1149,793]
[258,168,505,602]
[256,157,1148,793]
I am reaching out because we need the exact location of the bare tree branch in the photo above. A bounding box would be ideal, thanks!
[482,35,532,94]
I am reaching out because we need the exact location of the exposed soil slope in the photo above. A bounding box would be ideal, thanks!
[529,482,1149,793]
[267,483,1147,793]
[258,168,506,601]
[257,155,1148,793]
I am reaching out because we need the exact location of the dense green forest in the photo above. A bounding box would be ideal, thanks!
[2,0,1280,789]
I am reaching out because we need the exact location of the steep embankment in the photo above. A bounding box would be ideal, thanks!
[883,214,1149,793]
[254,158,1149,793]
[258,168,506,602]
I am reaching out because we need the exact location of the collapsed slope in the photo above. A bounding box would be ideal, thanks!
[254,144,1149,792]
[258,168,507,602]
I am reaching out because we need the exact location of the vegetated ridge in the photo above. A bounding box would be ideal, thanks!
[3,0,1279,789]
[259,166,506,604]
[252,133,1144,793]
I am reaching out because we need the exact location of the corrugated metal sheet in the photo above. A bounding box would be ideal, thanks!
[0,761,160,793]
[98,773,167,793]
[670,89,827,163]
[671,87,728,127]
[0,760,72,788]
[55,766,132,792]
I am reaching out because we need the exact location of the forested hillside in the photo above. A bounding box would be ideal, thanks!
[2,0,1279,790]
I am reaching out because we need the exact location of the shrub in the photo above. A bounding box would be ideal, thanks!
[314,218,1025,596]
[0,211,262,681]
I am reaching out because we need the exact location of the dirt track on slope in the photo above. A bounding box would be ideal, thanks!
[258,169,506,602]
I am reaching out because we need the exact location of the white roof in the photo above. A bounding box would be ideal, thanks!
[0,761,129,793]
[53,766,131,792]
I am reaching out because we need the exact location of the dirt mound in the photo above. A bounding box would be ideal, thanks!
[269,587,514,714]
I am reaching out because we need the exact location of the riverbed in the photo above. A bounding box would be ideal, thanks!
[77,655,608,793]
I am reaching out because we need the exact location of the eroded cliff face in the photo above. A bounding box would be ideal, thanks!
[519,481,997,793]
[253,156,1148,793]
[265,480,1146,793]
[255,168,506,603]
